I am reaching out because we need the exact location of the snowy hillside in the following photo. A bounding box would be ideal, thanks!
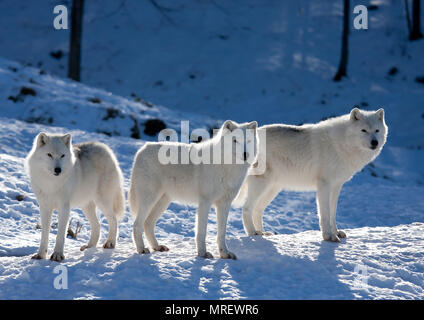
[0,0,424,300]
[0,0,423,147]
[0,57,216,141]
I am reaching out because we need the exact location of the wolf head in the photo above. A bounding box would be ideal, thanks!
[28,132,75,178]
[220,120,258,164]
[347,108,388,152]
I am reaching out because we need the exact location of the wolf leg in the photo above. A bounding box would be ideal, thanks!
[95,199,118,249]
[196,201,213,258]
[50,202,70,262]
[317,181,339,242]
[80,201,100,251]
[242,175,268,236]
[330,184,346,238]
[32,205,52,259]
[133,192,161,254]
[133,214,149,254]
[103,214,118,249]
[144,194,171,252]
[252,185,280,236]
[215,200,236,259]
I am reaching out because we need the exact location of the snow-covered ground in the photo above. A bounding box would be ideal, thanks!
[0,0,423,299]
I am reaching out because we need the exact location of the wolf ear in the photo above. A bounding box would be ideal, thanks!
[62,133,72,148]
[376,108,385,121]
[223,120,237,132]
[248,121,258,130]
[36,132,48,148]
[350,108,361,121]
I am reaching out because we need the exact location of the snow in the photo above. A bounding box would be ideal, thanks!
[0,0,424,300]
[2,224,424,300]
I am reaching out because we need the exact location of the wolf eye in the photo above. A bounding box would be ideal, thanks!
[61,154,65,158]
[375,129,379,133]
[361,129,367,133]
[47,153,53,158]
[233,138,237,144]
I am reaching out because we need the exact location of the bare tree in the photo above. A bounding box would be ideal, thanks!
[68,0,85,81]
[409,0,423,40]
[405,0,412,33]
[333,0,350,81]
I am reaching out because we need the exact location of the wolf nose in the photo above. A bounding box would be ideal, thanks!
[54,167,62,175]
[371,139,378,147]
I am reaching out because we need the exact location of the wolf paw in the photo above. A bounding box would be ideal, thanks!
[220,251,237,260]
[200,251,214,259]
[137,248,150,254]
[31,253,45,260]
[323,233,340,242]
[80,244,94,251]
[337,230,347,238]
[103,240,115,249]
[153,245,169,252]
[254,231,274,236]
[50,252,65,262]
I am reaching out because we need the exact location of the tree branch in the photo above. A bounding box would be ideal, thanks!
[149,0,177,26]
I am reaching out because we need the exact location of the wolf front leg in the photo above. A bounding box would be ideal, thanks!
[317,180,340,242]
[196,201,213,258]
[50,202,70,262]
[330,184,346,239]
[32,205,53,259]
[216,200,237,259]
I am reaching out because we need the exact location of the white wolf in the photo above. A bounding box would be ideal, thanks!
[26,133,125,262]
[236,108,388,242]
[129,120,258,259]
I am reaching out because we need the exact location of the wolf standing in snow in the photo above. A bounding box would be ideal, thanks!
[237,108,387,242]
[26,133,125,261]
[129,120,258,259]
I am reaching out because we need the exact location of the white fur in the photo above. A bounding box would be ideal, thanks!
[129,120,258,259]
[236,108,388,241]
[26,133,125,261]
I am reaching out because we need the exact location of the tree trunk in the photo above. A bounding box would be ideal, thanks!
[333,0,350,81]
[68,0,84,81]
[410,0,423,40]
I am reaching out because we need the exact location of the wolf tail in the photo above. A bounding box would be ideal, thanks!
[128,178,138,216]
[113,188,125,220]
[232,179,248,208]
